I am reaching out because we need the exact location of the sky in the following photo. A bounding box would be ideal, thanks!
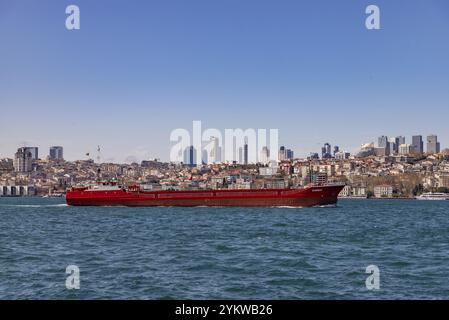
[1,0,448,163]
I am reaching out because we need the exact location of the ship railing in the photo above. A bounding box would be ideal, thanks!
[306,182,346,187]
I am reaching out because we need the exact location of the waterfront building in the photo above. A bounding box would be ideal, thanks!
[374,185,394,198]
[0,185,36,197]
[49,146,64,160]
[411,135,423,154]
[439,174,449,188]
[427,135,440,154]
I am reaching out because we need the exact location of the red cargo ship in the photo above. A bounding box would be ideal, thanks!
[66,183,345,207]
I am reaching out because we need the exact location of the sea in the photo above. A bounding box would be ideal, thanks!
[1,197,449,299]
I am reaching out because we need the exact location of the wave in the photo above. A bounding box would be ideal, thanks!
[0,204,68,208]
[272,206,304,209]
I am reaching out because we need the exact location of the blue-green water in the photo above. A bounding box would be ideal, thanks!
[1,197,449,299]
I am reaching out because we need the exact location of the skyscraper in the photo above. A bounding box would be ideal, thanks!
[279,146,294,161]
[333,145,339,156]
[321,143,332,159]
[427,135,440,154]
[24,147,38,160]
[279,146,285,161]
[183,146,196,166]
[397,136,406,146]
[243,142,248,165]
[378,136,391,155]
[14,147,33,172]
[49,146,64,160]
[411,135,423,154]
[399,144,413,155]
[260,146,270,164]
[208,137,220,164]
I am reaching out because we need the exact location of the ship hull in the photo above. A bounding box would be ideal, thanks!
[66,185,345,207]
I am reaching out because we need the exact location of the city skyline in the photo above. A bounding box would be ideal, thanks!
[4,132,447,167]
[1,0,449,162]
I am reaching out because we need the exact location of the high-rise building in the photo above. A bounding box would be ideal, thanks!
[411,135,423,154]
[335,151,350,160]
[183,146,196,166]
[321,143,332,159]
[333,145,339,156]
[399,144,413,155]
[243,142,248,165]
[389,138,397,154]
[397,136,406,145]
[260,146,270,164]
[279,146,294,161]
[49,146,64,160]
[208,137,220,164]
[14,147,33,172]
[378,136,391,155]
[427,135,440,154]
[24,147,38,160]
[309,153,319,160]
[238,147,243,164]
[279,146,286,161]
[389,136,404,154]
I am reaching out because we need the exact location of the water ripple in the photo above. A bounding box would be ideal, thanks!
[1,197,449,299]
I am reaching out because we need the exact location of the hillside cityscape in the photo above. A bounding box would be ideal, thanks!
[1,134,448,198]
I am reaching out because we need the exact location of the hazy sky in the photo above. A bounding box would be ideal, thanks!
[1,0,448,162]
